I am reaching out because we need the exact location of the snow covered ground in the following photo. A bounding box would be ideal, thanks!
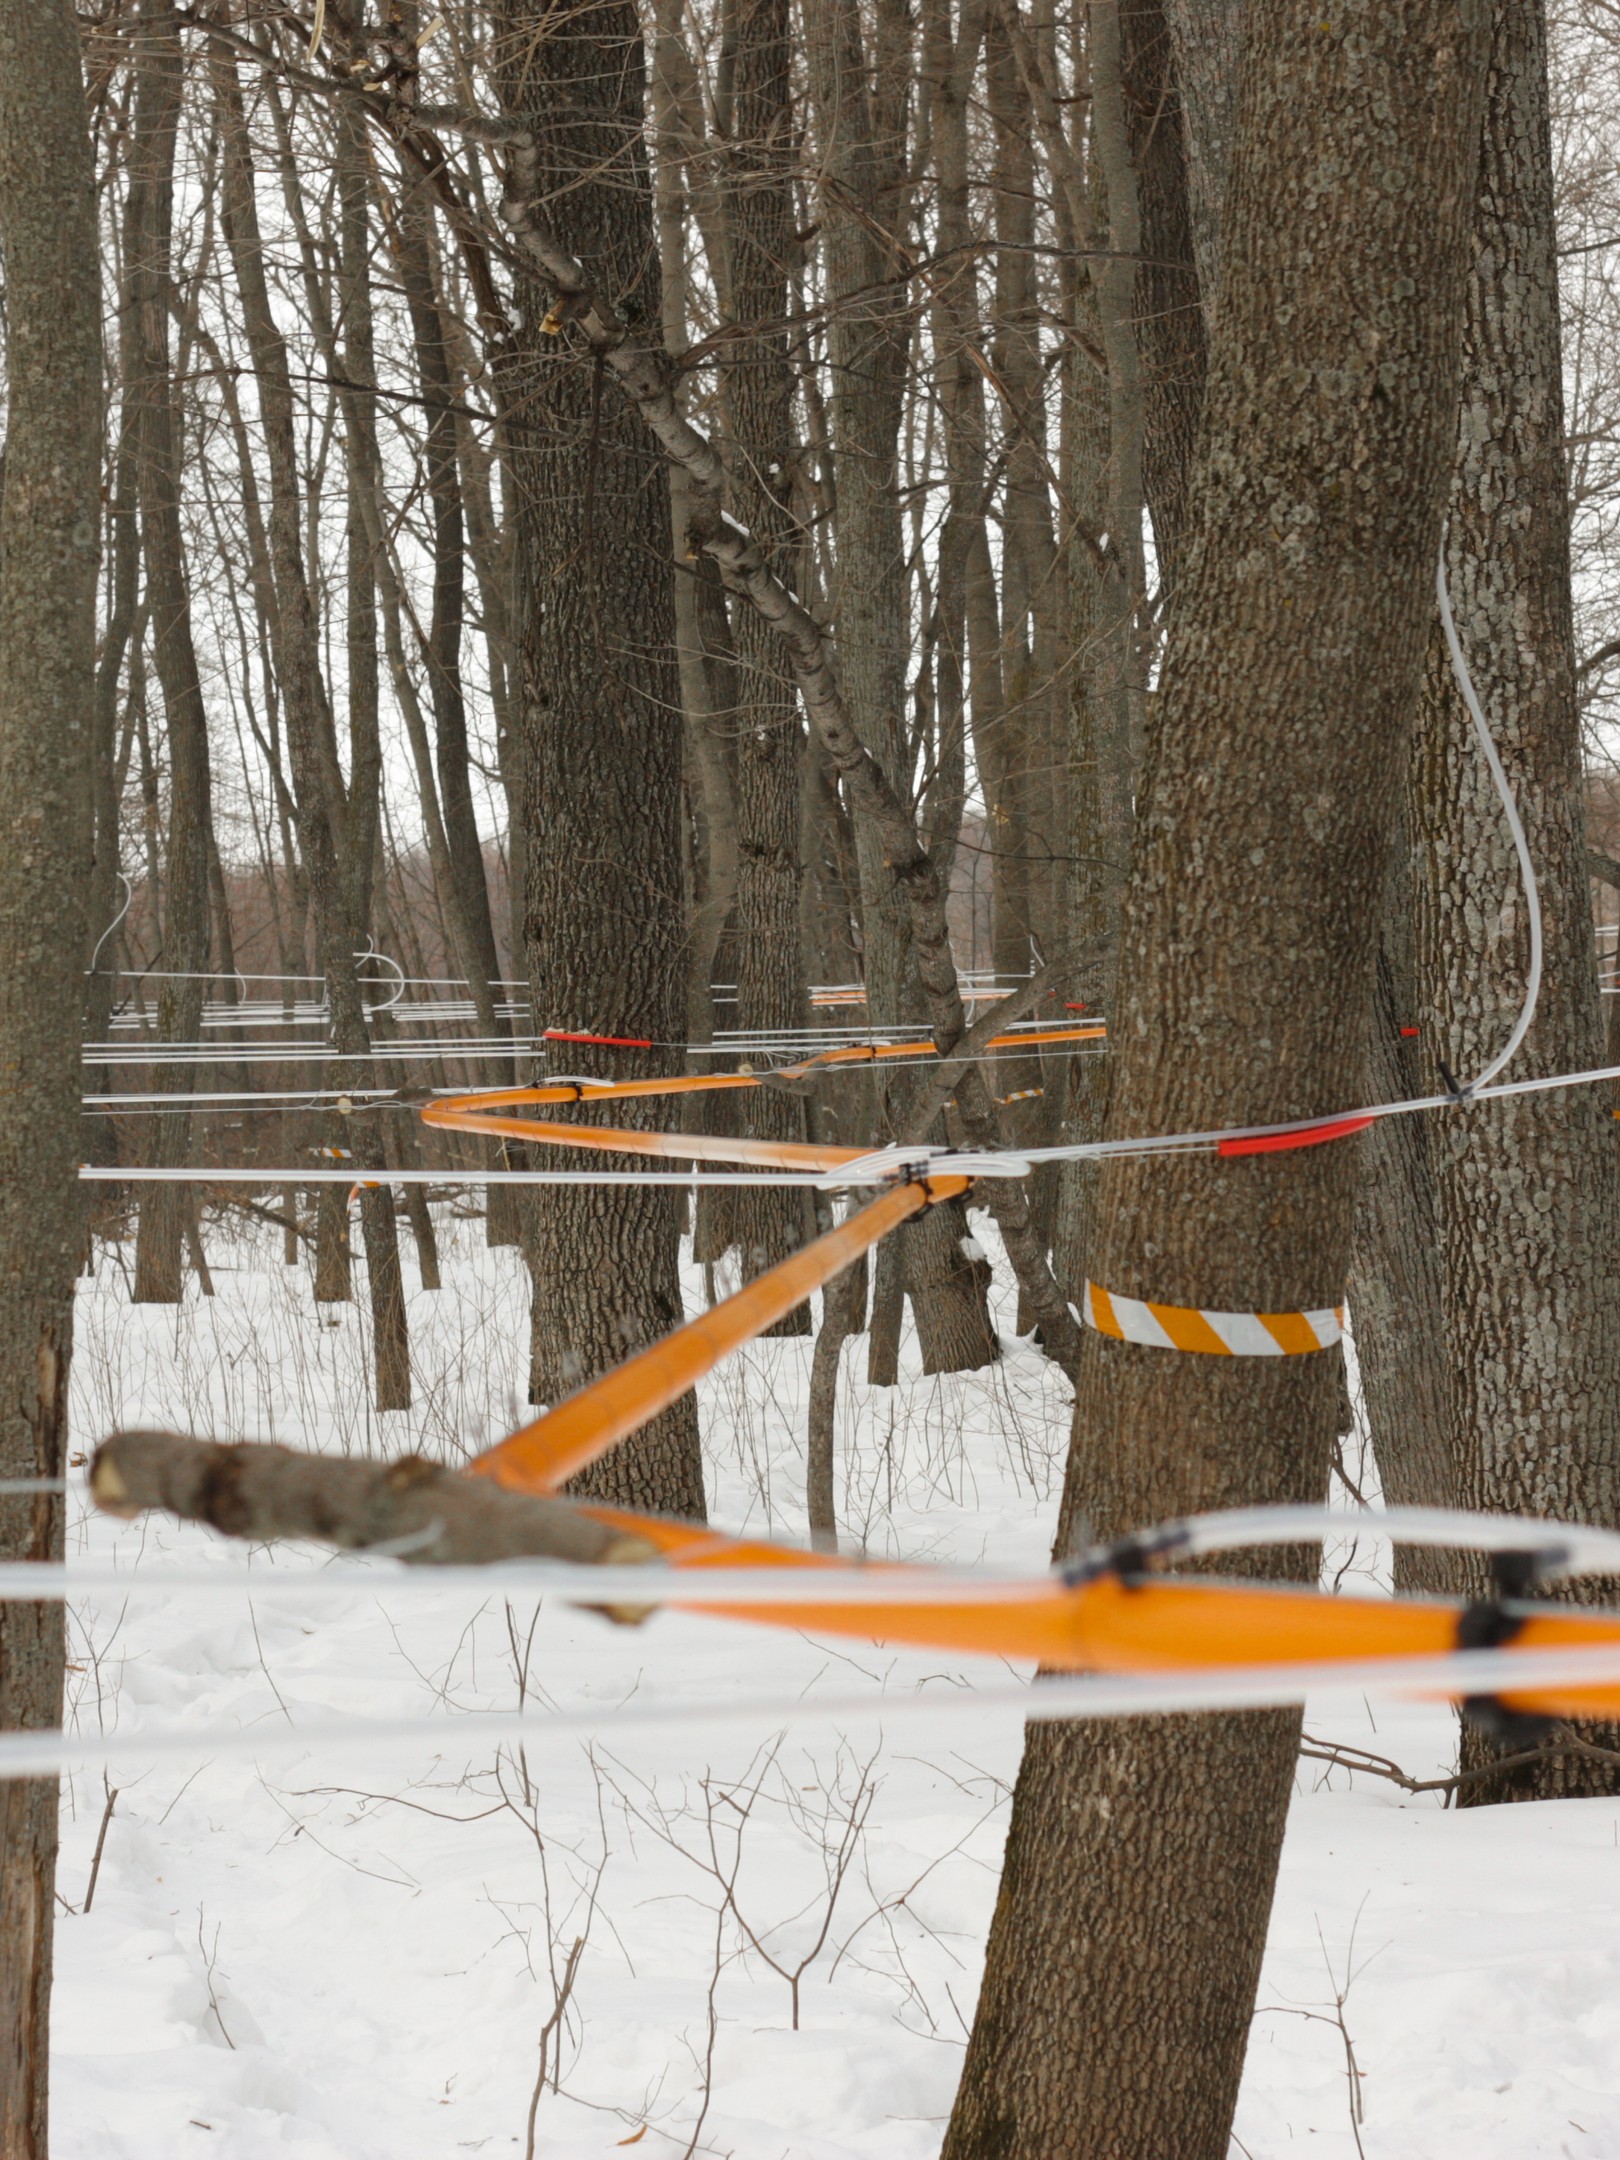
[48,1209,1620,2157]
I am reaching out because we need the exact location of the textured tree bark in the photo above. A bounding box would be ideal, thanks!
[1052,160,1128,1307]
[943,4,1490,2153]
[127,0,216,1306]
[0,0,99,2135]
[1118,0,1208,585]
[720,0,816,1322]
[1409,0,1620,1799]
[805,1248,863,1551]
[314,1183,353,1303]
[1348,940,1459,1595]
[496,0,704,1518]
[1162,0,1466,1605]
[1160,0,1244,311]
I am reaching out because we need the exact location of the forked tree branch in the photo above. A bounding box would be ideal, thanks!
[476,116,1086,1373]
[198,59,1090,1375]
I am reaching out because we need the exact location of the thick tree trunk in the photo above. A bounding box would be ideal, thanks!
[943,5,1490,2154]
[1410,0,1620,1799]
[0,0,99,2138]
[721,0,815,1323]
[497,0,704,1518]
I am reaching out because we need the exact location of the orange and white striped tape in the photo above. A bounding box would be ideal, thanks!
[1081,1281,1344,1356]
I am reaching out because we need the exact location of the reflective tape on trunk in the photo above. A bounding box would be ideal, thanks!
[1081,1281,1344,1355]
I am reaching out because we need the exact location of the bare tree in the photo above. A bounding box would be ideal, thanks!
[0,0,101,2139]
[126,0,216,1305]
[1410,0,1620,1794]
[944,2,1492,2153]
[494,0,705,1517]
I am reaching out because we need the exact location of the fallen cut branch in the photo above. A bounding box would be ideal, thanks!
[89,1429,658,1569]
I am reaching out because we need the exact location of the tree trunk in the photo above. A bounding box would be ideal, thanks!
[806,0,995,1372]
[128,0,215,1306]
[720,0,815,1324]
[806,1232,863,1551]
[1409,0,1620,1799]
[215,44,410,1407]
[1052,157,1128,1307]
[944,5,1490,2154]
[387,91,522,1246]
[85,315,142,1084]
[1160,0,1244,313]
[497,0,705,1518]
[1119,0,1208,584]
[1348,893,1459,1596]
[0,0,99,2137]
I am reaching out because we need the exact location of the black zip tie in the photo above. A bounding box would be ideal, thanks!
[1436,1056,1474,1106]
[1458,1548,1557,1744]
[1061,1531,1160,1590]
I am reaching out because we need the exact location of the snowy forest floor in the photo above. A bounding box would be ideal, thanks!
[50,1208,1620,2158]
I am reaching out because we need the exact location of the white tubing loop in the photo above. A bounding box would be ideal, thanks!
[355,942,407,1018]
[85,873,132,977]
[1068,1502,1620,1586]
[1435,540,1544,1094]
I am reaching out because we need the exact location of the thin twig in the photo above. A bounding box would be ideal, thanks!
[82,1777,119,1914]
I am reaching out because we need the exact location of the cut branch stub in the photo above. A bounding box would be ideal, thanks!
[89,1429,658,1570]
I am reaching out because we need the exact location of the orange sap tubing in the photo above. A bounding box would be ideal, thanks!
[424,1095,866,1175]
[798,1023,1105,1069]
[545,1517,1620,1720]
[419,1024,1107,1120]
[658,1568,1467,1670]
[469,1175,968,1494]
[686,1576,1620,1720]
[429,1051,1620,1715]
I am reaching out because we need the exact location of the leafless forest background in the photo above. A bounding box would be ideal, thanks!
[11,0,1620,2151]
